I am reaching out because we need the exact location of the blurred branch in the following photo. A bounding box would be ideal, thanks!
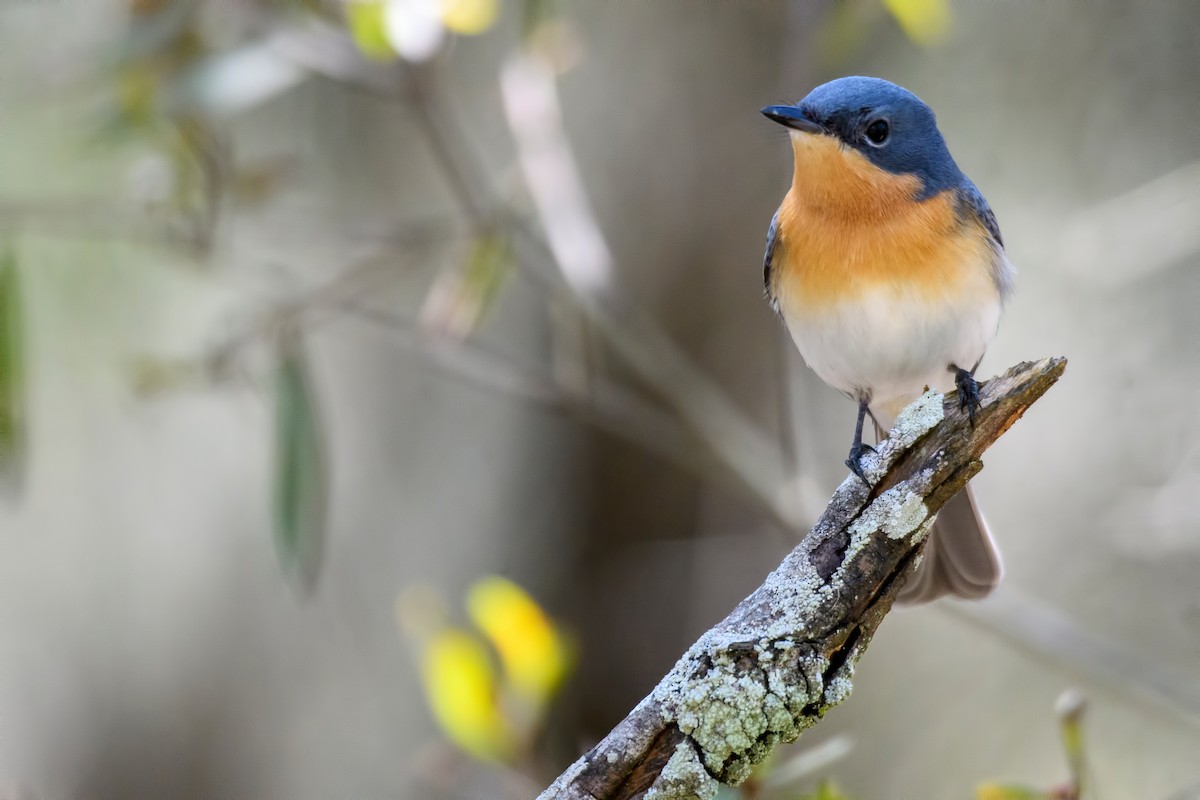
[407,66,495,232]
[0,198,197,246]
[340,300,724,478]
[944,587,1200,729]
[154,15,815,526]
[204,244,424,375]
[267,19,404,99]
[537,357,1066,799]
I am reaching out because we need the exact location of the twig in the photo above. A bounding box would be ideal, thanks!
[338,301,736,490]
[407,65,493,231]
[943,587,1200,729]
[537,357,1066,800]
[0,199,191,246]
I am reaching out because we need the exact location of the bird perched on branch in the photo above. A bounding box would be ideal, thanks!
[762,76,1013,603]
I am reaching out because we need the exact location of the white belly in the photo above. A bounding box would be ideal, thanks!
[782,286,1002,425]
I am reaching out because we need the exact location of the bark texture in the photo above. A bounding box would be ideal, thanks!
[538,357,1068,800]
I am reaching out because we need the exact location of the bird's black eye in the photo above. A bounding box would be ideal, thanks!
[865,119,890,145]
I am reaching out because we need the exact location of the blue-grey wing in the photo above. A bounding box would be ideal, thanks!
[959,178,1003,248]
[763,209,780,312]
[959,178,1014,300]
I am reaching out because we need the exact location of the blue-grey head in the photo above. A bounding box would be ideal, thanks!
[762,76,963,199]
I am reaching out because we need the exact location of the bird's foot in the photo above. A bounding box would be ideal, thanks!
[954,367,981,427]
[845,440,876,486]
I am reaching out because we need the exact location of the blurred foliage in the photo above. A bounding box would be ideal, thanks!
[5,0,1186,795]
[419,232,513,339]
[975,690,1089,800]
[466,575,571,703]
[86,0,952,594]
[345,0,500,62]
[799,780,855,800]
[882,0,952,46]
[96,0,318,250]
[726,774,855,800]
[976,787,1049,800]
[273,329,328,593]
[420,627,515,762]
[398,576,573,764]
[818,0,951,68]
[442,0,500,35]
[345,0,395,60]
[128,355,202,397]
[0,245,26,492]
[727,735,856,799]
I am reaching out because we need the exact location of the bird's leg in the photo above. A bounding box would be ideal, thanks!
[951,363,981,426]
[845,398,875,486]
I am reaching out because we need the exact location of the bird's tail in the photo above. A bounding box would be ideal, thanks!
[897,484,1003,604]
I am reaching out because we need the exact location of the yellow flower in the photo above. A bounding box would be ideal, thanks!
[420,627,513,762]
[467,575,571,704]
[344,0,499,63]
[441,0,498,35]
[400,577,571,763]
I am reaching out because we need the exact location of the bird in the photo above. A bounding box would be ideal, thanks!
[761,76,1014,603]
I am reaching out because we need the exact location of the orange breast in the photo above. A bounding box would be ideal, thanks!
[772,133,994,314]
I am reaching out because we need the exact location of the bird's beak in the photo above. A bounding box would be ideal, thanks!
[761,105,825,135]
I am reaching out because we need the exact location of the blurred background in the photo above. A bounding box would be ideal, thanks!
[0,1,1197,798]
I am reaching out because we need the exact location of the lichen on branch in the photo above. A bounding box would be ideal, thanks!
[538,357,1066,800]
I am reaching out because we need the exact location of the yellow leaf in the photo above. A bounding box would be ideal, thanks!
[467,576,570,703]
[419,233,511,339]
[117,66,159,125]
[421,628,512,761]
[975,783,1047,800]
[441,0,498,35]
[881,0,951,46]
[345,0,397,60]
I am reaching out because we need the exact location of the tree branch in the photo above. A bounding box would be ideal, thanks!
[538,356,1067,800]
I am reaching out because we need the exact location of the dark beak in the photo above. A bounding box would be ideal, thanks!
[761,105,824,135]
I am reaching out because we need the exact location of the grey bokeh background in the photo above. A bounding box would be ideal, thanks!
[0,1,1197,798]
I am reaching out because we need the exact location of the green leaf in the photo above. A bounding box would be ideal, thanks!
[420,231,512,338]
[0,246,27,495]
[272,329,327,592]
[345,0,396,61]
[1054,689,1087,798]
[463,232,511,310]
[799,778,854,800]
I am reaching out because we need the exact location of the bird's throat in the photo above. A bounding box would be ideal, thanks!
[774,138,994,312]
[788,133,922,219]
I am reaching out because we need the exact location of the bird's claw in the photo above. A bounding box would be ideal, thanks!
[954,367,981,427]
[845,441,873,486]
